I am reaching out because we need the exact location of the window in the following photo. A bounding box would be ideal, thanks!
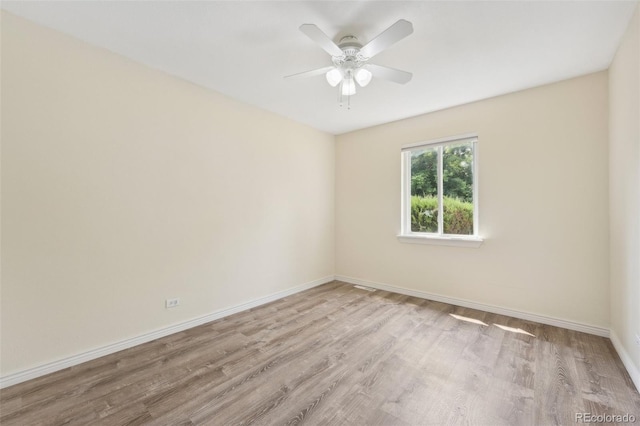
[399,134,482,247]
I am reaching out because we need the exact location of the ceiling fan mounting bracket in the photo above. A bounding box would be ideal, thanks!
[338,35,362,49]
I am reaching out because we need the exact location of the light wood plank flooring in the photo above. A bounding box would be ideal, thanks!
[1,281,639,425]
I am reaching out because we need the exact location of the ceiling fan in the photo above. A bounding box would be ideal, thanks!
[285,20,414,107]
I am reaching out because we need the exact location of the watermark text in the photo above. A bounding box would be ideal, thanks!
[576,412,636,423]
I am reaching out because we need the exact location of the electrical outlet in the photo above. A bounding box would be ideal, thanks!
[635,333,640,347]
[165,298,180,309]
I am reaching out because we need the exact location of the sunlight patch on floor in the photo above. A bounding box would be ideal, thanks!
[449,313,488,326]
[493,323,536,337]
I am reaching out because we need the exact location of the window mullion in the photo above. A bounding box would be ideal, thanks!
[472,141,478,237]
[402,152,410,234]
[437,146,444,235]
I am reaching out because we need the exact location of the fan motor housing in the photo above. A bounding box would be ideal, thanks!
[334,35,367,69]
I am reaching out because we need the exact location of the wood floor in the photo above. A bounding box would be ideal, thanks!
[1,281,639,425]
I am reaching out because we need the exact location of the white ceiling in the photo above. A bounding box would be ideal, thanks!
[2,1,636,135]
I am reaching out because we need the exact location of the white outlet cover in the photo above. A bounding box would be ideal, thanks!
[165,298,180,308]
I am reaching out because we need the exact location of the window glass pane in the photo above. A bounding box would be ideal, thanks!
[442,142,474,235]
[410,148,438,233]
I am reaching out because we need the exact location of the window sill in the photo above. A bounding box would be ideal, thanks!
[397,234,484,248]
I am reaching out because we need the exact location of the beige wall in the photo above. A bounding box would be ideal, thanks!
[336,72,610,328]
[609,3,640,381]
[0,12,335,375]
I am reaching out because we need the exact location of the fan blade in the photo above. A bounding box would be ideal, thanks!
[365,64,412,84]
[284,66,335,80]
[299,24,344,57]
[359,19,413,59]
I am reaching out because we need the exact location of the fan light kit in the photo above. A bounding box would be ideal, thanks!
[285,20,414,109]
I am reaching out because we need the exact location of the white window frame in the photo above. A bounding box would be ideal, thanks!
[398,133,483,248]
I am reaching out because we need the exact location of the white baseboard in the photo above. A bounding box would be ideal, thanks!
[0,275,334,389]
[335,275,610,338]
[610,330,640,392]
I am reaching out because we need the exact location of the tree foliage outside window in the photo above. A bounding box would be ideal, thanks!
[411,144,473,202]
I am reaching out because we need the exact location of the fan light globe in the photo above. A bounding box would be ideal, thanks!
[325,68,342,87]
[355,68,372,87]
[341,78,356,96]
